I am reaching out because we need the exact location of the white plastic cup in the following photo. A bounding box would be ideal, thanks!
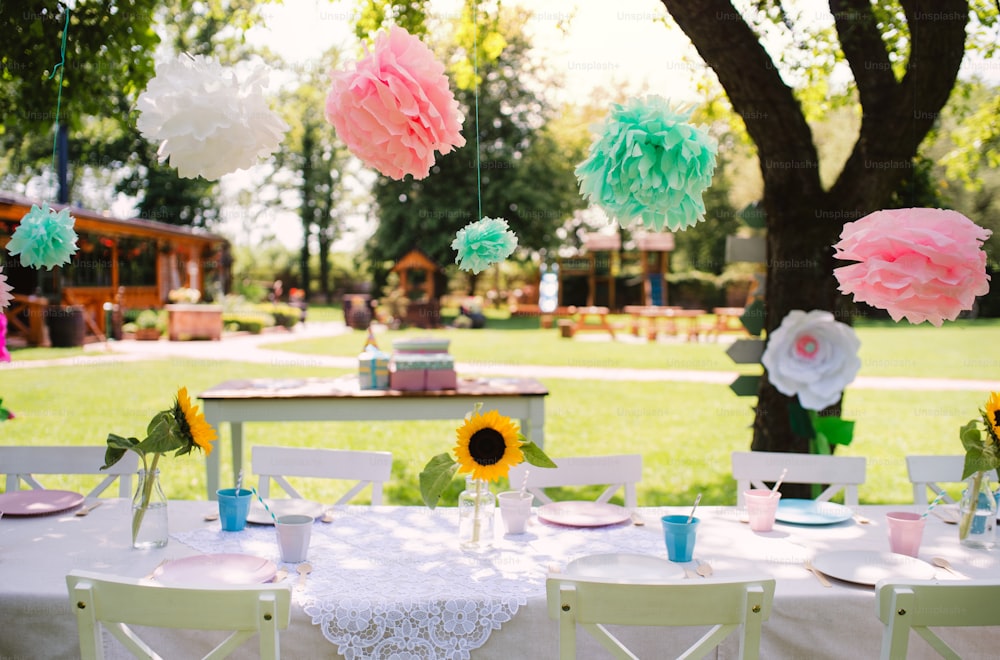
[275,514,313,563]
[744,489,782,532]
[498,491,533,534]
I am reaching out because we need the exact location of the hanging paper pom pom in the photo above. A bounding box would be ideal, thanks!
[833,208,991,326]
[576,96,717,232]
[6,205,78,270]
[325,26,465,180]
[452,217,518,274]
[0,313,9,364]
[0,266,13,309]
[136,54,289,180]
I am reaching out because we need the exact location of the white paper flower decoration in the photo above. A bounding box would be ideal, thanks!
[761,310,861,411]
[0,266,13,309]
[136,54,289,180]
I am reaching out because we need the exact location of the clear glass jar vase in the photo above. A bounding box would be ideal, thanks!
[132,468,168,549]
[959,471,996,549]
[458,476,495,552]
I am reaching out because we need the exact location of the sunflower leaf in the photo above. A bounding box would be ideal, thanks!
[102,433,139,469]
[520,441,557,468]
[419,453,459,509]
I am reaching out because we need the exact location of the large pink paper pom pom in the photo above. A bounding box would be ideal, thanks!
[833,208,991,326]
[325,26,465,180]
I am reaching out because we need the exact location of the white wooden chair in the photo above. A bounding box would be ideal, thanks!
[732,451,866,507]
[547,574,775,659]
[252,446,392,505]
[876,578,1000,659]
[66,570,291,660]
[0,446,139,498]
[507,454,643,509]
[905,455,998,506]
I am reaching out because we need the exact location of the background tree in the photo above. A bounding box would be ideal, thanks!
[657,0,993,456]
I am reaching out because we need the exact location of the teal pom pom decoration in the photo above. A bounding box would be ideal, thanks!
[576,96,717,232]
[451,217,518,274]
[6,205,79,270]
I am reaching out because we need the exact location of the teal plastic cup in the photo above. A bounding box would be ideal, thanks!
[217,488,252,531]
[661,514,700,562]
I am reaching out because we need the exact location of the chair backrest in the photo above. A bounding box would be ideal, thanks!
[905,455,998,506]
[66,570,291,660]
[876,578,1000,660]
[547,574,775,659]
[0,446,139,498]
[252,446,392,505]
[507,454,642,508]
[732,451,866,507]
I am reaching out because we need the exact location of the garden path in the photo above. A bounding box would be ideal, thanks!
[11,321,1000,392]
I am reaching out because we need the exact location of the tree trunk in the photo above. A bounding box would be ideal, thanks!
[659,0,969,457]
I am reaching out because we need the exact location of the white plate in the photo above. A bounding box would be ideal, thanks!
[565,553,684,582]
[153,554,277,587]
[246,499,325,525]
[537,501,631,528]
[775,499,854,525]
[811,550,936,586]
[0,490,85,516]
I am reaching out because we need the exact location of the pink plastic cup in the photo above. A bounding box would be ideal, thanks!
[744,489,782,532]
[886,511,925,557]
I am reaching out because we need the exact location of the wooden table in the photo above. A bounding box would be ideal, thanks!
[198,376,548,499]
[624,306,705,341]
[565,306,616,340]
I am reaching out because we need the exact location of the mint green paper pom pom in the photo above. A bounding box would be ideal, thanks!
[451,217,518,274]
[576,96,717,232]
[6,205,79,270]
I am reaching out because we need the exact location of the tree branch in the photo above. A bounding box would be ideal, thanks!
[659,0,821,197]
[830,0,897,111]
[829,0,968,206]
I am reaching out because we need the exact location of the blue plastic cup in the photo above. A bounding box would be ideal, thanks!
[661,514,700,563]
[217,488,252,531]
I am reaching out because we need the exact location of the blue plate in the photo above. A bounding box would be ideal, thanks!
[774,499,854,525]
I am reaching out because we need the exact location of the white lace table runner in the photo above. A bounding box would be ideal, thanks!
[173,506,666,659]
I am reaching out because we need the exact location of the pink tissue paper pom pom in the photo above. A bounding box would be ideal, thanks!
[833,208,991,326]
[325,26,465,180]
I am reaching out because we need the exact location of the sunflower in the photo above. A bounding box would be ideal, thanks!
[172,387,217,456]
[453,409,523,482]
[984,391,1000,445]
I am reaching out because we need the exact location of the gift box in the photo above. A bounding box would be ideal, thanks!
[358,347,390,390]
[390,353,457,391]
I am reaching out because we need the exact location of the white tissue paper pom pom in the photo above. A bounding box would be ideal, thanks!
[136,54,289,180]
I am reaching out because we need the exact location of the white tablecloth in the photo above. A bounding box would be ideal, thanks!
[1,499,999,659]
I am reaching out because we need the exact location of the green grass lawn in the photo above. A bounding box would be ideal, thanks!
[4,315,996,507]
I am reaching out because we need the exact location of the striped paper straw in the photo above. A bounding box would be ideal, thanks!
[251,487,277,523]
[921,490,948,518]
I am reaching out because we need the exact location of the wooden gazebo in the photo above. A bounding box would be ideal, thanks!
[1,192,230,345]
[389,248,443,328]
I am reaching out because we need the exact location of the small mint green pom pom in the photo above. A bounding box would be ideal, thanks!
[576,96,717,232]
[7,205,79,270]
[451,217,518,274]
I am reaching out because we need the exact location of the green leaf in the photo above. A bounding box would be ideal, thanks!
[419,453,459,509]
[960,420,984,452]
[789,401,814,439]
[521,441,557,468]
[812,416,855,447]
[103,433,140,470]
[137,411,184,455]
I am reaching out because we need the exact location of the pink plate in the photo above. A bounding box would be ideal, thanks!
[537,501,631,528]
[153,554,277,587]
[0,490,85,516]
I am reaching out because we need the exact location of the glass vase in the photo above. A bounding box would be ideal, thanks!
[959,471,996,549]
[458,476,495,552]
[132,468,168,549]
